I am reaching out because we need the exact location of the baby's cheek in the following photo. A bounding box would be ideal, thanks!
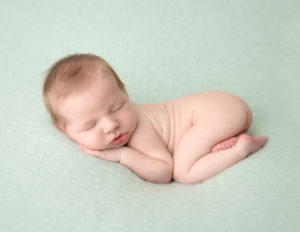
[79,133,102,150]
[123,111,137,125]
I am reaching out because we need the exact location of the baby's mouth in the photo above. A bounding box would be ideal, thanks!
[112,133,129,145]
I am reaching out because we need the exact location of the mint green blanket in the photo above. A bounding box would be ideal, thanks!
[1,0,299,231]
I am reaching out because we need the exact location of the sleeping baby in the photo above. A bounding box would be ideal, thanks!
[43,54,268,184]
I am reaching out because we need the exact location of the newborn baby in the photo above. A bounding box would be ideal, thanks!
[43,54,268,184]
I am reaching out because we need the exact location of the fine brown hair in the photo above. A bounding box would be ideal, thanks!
[43,53,125,130]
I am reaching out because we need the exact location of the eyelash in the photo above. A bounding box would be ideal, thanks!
[84,123,96,131]
[111,102,124,112]
[82,102,125,132]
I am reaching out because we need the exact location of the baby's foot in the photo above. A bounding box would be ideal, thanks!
[211,137,238,152]
[235,134,268,156]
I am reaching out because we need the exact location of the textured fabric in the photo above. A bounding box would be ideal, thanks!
[1,0,299,231]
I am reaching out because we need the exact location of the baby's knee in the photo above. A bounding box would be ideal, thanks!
[173,169,188,184]
[173,171,206,184]
[173,161,186,183]
[173,164,205,184]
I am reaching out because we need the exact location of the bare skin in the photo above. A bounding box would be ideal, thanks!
[211,137,238,152]
[57,70,268,184]
[130,91,268,184]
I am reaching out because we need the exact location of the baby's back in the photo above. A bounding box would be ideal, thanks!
[136,93,199,153]
[135,91,249,154]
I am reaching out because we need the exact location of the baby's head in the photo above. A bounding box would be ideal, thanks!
[43,53,138,150]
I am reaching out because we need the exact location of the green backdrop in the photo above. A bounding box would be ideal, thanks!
[1,0,299,231]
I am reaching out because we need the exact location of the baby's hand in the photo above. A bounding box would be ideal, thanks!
[78,144,121,162]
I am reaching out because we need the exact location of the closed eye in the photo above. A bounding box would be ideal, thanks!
[111,101,125,112]
[83,122,96,131]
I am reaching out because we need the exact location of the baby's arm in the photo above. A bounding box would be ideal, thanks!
[81,116,173,184]
[120,146,173,183]
[82,146,173,183]
[123,113,174,183]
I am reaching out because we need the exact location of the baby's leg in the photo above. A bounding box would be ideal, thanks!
[173,127,267,184]
[173,99,267,184]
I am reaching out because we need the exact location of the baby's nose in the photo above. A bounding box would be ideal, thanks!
[102,116,120,134]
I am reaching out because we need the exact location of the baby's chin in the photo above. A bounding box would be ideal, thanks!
[80,136,130,151]
[107,143,127,150]
[76,143,106,151]
[92,143,125,151]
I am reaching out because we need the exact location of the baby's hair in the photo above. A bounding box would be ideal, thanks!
[43,53,125,129]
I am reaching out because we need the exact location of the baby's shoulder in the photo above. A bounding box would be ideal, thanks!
[128,105,167,150]
[132,102,170,124]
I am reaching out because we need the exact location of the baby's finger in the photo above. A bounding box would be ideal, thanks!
[84,148,103,157]
[77,144,103,157]
[78,144,86,150]
[85,149,118,162]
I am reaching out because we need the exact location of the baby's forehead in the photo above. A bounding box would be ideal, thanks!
[51,67,124,108]
[58,67,116,95]
[59,78,125,106]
